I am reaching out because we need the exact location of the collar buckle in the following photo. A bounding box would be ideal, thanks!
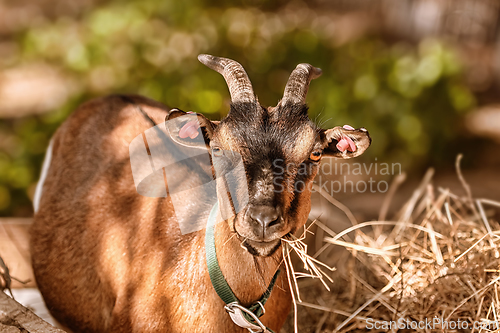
[224,302,267,332]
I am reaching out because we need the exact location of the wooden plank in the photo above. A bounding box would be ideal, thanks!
[11,289,57,327]
[0,291,64,332]
[0,219,35,288]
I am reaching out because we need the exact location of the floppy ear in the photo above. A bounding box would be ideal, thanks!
[322,125,371,159]
[165,109,219,149]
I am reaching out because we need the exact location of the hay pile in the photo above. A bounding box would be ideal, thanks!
[283,156,500,333]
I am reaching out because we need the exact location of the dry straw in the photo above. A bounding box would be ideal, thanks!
[282,155,500,332]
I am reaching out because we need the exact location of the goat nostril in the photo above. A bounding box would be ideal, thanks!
[267,217,281,228]
[249,205,281,229]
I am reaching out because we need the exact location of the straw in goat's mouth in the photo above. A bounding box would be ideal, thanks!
[281,223,336,333]
[282,227,336,292]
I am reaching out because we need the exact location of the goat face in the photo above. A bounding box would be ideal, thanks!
[168,55,371,257]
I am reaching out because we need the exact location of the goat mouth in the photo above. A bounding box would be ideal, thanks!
[241,238,282,257]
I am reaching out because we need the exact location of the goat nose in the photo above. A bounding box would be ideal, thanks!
[249,205,281,228]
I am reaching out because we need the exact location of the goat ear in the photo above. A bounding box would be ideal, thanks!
[165,109,218,149]
[322,126,371,159]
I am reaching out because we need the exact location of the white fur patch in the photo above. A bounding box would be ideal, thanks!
[33,139,54,213]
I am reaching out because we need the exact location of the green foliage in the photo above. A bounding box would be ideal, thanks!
[0,0,474,215]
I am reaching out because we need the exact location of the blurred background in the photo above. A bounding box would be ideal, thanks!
[0,0,499,216]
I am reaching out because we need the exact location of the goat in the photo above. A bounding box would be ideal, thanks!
[30,54,371,332]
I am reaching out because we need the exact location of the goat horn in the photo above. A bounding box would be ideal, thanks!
[280,63,322,105]
[198,54,256,103]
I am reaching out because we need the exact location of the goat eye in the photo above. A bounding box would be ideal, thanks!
[309,150,322,162]
[211,147,223,157]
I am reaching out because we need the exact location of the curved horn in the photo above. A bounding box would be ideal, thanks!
[280,63,322,105]
[198,54,255,103]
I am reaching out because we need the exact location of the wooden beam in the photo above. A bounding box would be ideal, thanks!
[0,291,65,332]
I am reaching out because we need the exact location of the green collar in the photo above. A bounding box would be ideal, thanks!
[205,202,280,333]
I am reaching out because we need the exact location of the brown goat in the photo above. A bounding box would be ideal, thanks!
[30,55,371,332]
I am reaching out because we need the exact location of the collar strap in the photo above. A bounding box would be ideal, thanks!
[205,202,280,333]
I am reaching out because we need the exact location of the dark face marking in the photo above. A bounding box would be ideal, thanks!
[211,102,323,256]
